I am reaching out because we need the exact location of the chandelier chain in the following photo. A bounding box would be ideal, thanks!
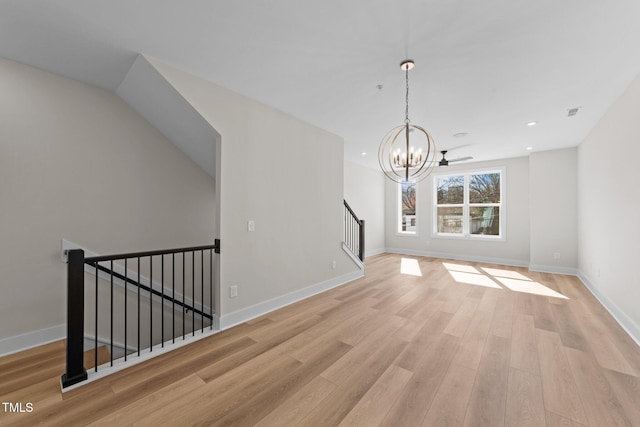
[405,67,410,124]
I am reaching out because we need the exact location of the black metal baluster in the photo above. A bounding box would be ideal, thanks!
[110,260,114,367]
[182,251,185,340]
[210,249,213,330]
[201,250,204,332]
[95,262,98,372]
[137,257,141,357]
[172,253,175,344]
[192,251,195,336]
[124,258,128,361]
[161,254,164,348]
[149,256,153,352]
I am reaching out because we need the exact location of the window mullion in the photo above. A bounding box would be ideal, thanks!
[463,175,469,236]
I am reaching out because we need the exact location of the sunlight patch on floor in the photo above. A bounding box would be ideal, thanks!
[494,277,569,299]
[442,262,481,274]
[442,262,569,299]
[448,271,502,288]
[401,258,422,276]
[481,267,530,281]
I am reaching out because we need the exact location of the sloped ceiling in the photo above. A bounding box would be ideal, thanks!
[117,55,217,179]
[1,0,640,169]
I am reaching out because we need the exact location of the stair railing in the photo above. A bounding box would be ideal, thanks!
[343,200,365,262]
[61,240,220,388]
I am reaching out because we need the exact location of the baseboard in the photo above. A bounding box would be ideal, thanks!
[62,327,220,392]
[385,247,529,268]
[219,270,364,330]
[528,264,578,276]
[577,271,640,347]
[0,324,66,357]
[365,248,386,258]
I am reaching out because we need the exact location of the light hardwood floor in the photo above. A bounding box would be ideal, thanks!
[2,253,640,426]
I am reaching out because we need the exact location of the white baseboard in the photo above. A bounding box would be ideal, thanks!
[528,264,578,276]
[577,271,640,347]
[385,247,529,268]
[0,324,66,357]
[219,270,364,330]
[62,327,220,392]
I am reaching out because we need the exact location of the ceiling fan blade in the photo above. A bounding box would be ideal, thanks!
[440,144,470,152]
[448,156,473,163]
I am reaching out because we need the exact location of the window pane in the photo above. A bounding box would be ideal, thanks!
[470,206,500,235]
[469,173,501,203]
[437,175,464,204]
[437,207,463,234]
[401,181,416,233]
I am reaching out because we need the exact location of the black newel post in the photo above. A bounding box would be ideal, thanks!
[359,219,365,262]
[61,249,88,388]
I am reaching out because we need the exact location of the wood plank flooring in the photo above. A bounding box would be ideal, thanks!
[1,253,640,426]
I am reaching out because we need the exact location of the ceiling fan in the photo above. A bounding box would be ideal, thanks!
[437,150,473,166]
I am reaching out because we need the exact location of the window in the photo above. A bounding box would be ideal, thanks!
[434,169,503,239]
[398,180,417,234]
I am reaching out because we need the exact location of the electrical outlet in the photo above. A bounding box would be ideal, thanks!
[247,220,255,232]
[332,260,337,269]
[230,285,238,298]
[553,252,561,259]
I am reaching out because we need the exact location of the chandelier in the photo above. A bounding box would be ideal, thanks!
[378,60,437,183]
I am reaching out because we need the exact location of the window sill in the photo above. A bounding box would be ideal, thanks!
[431,233,506,242]
[396,231,419,237]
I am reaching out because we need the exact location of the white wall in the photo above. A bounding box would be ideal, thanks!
[0,57,216,343]
[343,161,385,256]
[529,148,578,273]
[578,73,640,342]
[146,56,359,320]
[384,156,531,265]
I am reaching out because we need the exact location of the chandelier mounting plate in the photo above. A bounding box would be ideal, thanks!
[400,60,414,71]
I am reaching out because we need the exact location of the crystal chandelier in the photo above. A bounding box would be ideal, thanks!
[378,60,437,183]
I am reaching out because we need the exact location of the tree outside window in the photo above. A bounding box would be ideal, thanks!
[399,180,417,233]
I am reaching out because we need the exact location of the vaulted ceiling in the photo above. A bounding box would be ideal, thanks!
[2,0,640,168]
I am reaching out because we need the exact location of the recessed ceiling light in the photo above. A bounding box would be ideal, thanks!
[361,152,367,156]
[527,121,537,126]
[453,132,468,138]
[526,146,533,151]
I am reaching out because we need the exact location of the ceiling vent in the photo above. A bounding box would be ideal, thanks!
[567,107,581,117]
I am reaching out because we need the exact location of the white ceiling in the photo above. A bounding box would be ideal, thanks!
[2,0,640,169]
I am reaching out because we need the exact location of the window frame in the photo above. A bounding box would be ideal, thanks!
[397,179,419,236]
[432,167,506,241]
